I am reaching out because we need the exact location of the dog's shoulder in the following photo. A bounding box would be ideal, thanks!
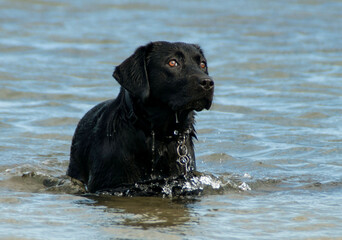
[72,92,126,142]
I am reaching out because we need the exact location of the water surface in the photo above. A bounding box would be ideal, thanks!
[1,0,342,239]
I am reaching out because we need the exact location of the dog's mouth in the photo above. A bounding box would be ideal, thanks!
[193,99,212,112]
[170,95,213,112]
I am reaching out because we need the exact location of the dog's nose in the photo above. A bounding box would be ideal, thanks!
[200,78,214,90]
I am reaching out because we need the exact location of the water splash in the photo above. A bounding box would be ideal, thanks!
[96,172,251,197]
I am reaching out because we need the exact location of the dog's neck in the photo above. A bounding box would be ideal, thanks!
[124,89,193,137]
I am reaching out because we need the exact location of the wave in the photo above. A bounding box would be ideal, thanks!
[1,163,341,198]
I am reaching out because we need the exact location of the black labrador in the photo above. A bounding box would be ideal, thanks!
[67,41,214,193]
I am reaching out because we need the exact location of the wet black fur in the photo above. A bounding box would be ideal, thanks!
[67,41,214,193]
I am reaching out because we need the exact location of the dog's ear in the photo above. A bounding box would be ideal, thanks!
[113,44,152,101]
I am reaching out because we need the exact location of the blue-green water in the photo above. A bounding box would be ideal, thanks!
[1,0,342,239]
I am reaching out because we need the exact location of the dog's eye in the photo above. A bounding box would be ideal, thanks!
[200,62,207,69]
[168,60,178,67]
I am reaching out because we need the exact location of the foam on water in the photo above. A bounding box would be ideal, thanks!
[94,172,249,197]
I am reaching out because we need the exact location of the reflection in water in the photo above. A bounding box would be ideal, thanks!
[85,195,196,229]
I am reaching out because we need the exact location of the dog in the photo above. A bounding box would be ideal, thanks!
[67,41,214,193]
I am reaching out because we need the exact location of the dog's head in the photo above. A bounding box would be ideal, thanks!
[113,41,214,112]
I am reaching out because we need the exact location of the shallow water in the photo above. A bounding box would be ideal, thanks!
[1,0,342,239]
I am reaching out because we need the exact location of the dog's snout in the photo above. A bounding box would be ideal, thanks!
[200,78,214,90]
